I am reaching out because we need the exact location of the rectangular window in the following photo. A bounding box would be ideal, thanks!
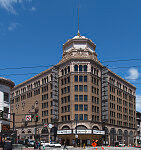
[84,114,88,120]
[79,114,83,120]
[68,105,70,112]
[79,104,83,111]
[75,114,78,120]
[75,85,78,92]
[84,76,87,82]
[75,95,78,102]
[75,104,78,111]
[68,86,70,93]
[68,96,70,102]
[84,105,88,111]
[79,76,83,82]
[84,95,88,102]
[75,76,78,82]
[4,93,9,102]
[79,85,83,92]
[84,65,87,72]
[79,95,83,102]
[67,77,70,83]
[84,85,87,92]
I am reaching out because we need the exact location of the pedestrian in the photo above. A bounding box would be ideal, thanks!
[43,143,45,150]
[3,137,12,150]
[38,141,41,150]
[63,141,68,150]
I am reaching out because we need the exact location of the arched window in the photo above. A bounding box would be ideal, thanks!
[28,130,32,134]
[84,65,87,72]
[61,69,64,76]
[79,65,82,72]
[117,129,123,142]
[65,68,67,74]
[91,66,93,73]
[51,74,53,81]
[76,125,87,130]
[92,126,99,130]
[68,66,70,73]
[110,128,116,146]
[22,130,25,134]
[74,65,78,72]
[62,125,70,130]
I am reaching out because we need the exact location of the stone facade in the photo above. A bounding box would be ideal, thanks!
[10,34,136,146]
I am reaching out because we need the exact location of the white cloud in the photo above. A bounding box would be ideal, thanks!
[0,0,32,14]
[31,6,36,11]
[126,68,139,81]
[136,95,141,112]
[8,22,20,31]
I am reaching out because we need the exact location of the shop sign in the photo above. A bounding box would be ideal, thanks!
[73,130,92,134]
[57,130,72,134]
[93,130,105,135]
[2,125,10,131]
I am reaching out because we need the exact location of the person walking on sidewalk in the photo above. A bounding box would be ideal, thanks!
[63,141,68,150]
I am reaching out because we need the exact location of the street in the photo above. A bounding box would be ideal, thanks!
[16,146,141,150]
[41,147,141,150]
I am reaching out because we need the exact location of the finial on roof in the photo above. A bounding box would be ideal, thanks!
[77,4,80,36]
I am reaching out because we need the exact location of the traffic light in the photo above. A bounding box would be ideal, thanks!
[35,115,39,122]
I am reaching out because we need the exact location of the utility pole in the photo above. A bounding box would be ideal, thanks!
[34,115,38,149]
[12,113,16,144]
[75,119,78,147]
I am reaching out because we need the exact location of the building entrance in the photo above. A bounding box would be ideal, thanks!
[82,139,87,146]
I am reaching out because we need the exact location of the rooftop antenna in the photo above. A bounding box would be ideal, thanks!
[77,4,80,36]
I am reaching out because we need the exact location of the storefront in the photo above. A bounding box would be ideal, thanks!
[57,129,105,146]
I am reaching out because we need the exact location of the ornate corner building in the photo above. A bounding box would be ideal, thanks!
[10,33,136,146]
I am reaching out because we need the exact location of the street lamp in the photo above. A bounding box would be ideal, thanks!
[75,119,78,147]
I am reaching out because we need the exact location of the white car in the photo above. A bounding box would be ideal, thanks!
[54,143,61,148]
[43,142,50,147]
[43,142,61,148]
[119,143,125,147]
[40,141,45,146]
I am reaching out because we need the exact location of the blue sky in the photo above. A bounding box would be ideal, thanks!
[0,0,141,111]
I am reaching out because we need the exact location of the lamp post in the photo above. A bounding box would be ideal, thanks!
[75,119,78,147]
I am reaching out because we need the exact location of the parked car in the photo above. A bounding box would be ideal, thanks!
[115,141,125,147]
[43,142,50,147]
[54,143,61,148]
[43,142,61,148]
[28,140,35,147]
[119,143,125,147]
[40,141,45,146]
[18,140,25,145]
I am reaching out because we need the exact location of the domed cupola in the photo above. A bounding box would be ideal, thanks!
[62,32,98,61]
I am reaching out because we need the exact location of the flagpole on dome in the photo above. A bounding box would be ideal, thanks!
[77,4,80,36]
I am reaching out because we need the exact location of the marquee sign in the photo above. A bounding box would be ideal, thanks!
[73,130,92,134]
[57,130,72,134]
[93,130,105,135]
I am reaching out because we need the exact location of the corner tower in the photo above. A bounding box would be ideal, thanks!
[61,34,98,62]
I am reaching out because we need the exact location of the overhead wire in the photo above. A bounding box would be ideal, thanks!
[0,58,140,71]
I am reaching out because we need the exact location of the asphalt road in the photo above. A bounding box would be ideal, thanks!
[42,146,141,150]
[3,146,139,150]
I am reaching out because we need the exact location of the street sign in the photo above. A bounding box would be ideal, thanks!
[44,124,48,128]
[25,115,32,122]
[3,112,8,120]
[48,124,53,129]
